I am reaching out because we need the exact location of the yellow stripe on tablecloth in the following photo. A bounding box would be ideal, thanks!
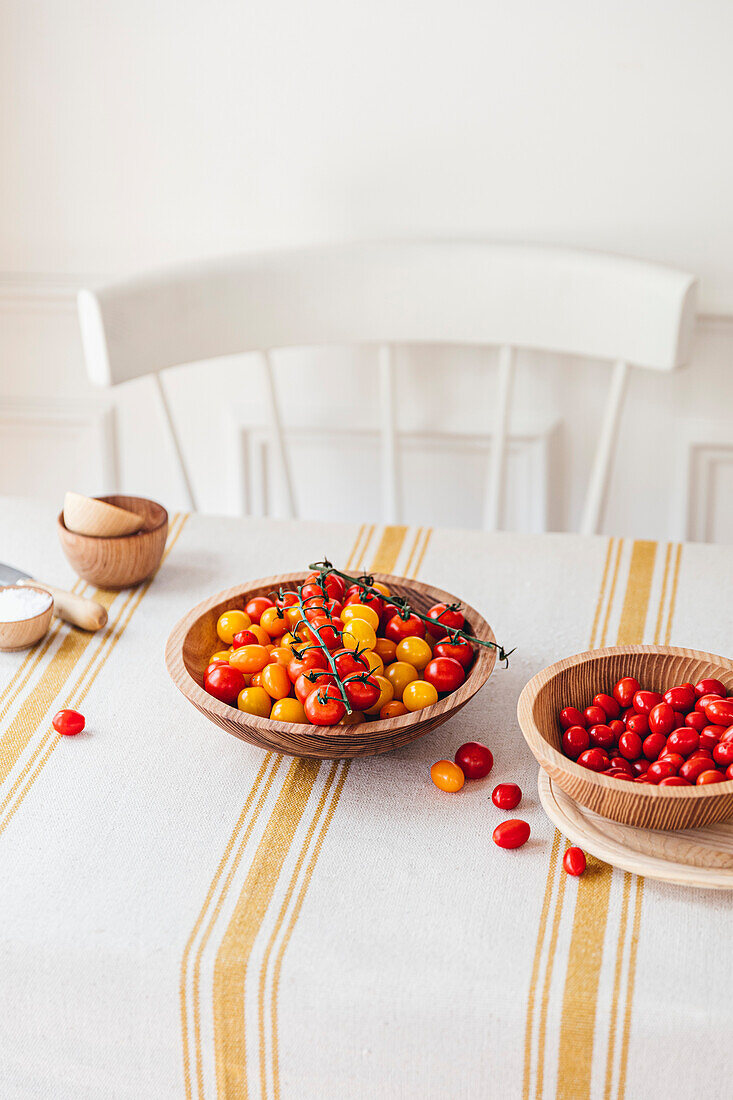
[522,538,617,1100]
[616,875,644,1099]
[599,538,624,648]
[264,526,425,1100]
[602,871,632,1100]
[213,758,322,1098]
[663,543,682,645]
[181,525,366,1097]
[555,540,658,1100]
[0,514,189,837]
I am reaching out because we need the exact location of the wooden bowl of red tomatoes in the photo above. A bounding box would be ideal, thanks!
[165,568,500,759]
[518,645,733,831]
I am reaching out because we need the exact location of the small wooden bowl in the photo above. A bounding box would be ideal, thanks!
[0,585,53,650]
[165,572,497,759]
[57,495,168,588]
[63,491,144,537]
[518,645,733,831]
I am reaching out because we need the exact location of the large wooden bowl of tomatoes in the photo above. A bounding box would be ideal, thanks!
[165,563,501,759]
[518,645,733,831]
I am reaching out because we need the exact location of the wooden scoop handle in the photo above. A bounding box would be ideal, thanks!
[19,580,108,632]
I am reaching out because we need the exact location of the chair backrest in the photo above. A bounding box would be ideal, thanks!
[78,241,697,530]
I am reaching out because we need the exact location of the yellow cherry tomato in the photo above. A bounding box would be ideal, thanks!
[372,582,391,597]
[374,637,397,665]
[341,603,380,631]
[395,635,433,670]
[261,663,291,700]
[342,618,377,652]
[360,650,384,676]
[270,697,307,723]
[216,609,251,644]
[384,661,419,700]
[339,710,366,726]
[248,624,271,646]
[260,606,287,637]
[403,680,439,712]
[237,686,271,717]
[250,671,264,687]
[380,701,408,718]
[269,646,293,667]
[365,675,394,714]
[210,649,232,664]
[430,760,465,792]
[280,632,297,652]
[228,644,270,674]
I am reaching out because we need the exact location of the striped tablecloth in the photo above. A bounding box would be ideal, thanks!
[1,497,731,1100]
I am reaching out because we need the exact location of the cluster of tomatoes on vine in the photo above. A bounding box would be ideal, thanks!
[201,566,484,726]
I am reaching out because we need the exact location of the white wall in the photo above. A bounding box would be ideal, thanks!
[2,0,733,541]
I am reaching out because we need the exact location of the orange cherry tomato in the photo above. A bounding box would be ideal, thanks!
[269,646,293,667]
[430,760,465,792]
[374,637,397,665]
[261,663,291,700]
[247,624,271,646]
[237,686,272,717]
[260,606,287,637]
[228,644,270,674]
[380,701,408,718]
[365,675,394,714]
[384,661,418,700]
[270,697,307,723]
[339,710,366,726]
[403,680,439,712]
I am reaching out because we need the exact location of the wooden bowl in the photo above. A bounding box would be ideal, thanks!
[518,645,733,831]
[0,585,53,650]
[63,491,144,537]
[57,495,168,588]
[165,572,497,759]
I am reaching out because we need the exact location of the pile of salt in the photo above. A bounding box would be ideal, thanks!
[0,587,53,622]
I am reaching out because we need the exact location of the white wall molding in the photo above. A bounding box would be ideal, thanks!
[674,420,733,544]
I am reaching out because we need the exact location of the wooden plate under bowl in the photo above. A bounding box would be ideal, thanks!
[518,645,733,832]
[165,572,497,759]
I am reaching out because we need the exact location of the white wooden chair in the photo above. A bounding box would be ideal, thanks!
[77,242,697,533]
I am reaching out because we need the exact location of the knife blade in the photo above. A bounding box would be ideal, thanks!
[0,561,107,632]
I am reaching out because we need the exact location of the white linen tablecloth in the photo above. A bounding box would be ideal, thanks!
[0,497,731,1099]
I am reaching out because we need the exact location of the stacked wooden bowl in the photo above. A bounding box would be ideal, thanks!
[165,572,497,759]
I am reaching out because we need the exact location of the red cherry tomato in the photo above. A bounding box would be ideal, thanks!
[666,728,699,756]
[613,677,640,709]
[433,639,475,669]
[492,782,522,809]
[562,726,589,759]
[332,649,370,678]
[52,709,85,736]
[633,690,663,715]
[588,724,615,750]
[294,670,336,705]
[646,759,677,783]
[204,665,246,704]
[713,741,733,768]
[663,685,696,712]
[560,706,587,730]
[343,586,383,616]
[584,705,608,727]
[648,702,675,737]
[492,819,530,849]
[685,711,707,732]
[642,732,666,760]
[699,726,724,752]
[308,615,342,650]
[658,751,684,770]
[304,684,347,725]
[592,693,620,720]
[287,650,328,684]
[304,572,347,602]
[423,657,465,694]
[577,748,609,772]
[727,764,733,781]
[608,719,625,736]
[384,614,427,643]
[659,776,692,786]
[626,713,649,736]
[696,769,727,785]
[631,759,650,776]
[231,629,259,649]
[563,847,586,875]
[454,741,493,779]
[244,596,275,623]
[704,698,733,726]
[695,693,723,714]
[618,731,643,761]
[694,678,727,698]
[343,673,380,711]
[426,602,465,638]
[721,726,733,743]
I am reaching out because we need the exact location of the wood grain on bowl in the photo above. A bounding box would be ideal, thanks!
[518,646,733,831]
[165,572,497,759]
